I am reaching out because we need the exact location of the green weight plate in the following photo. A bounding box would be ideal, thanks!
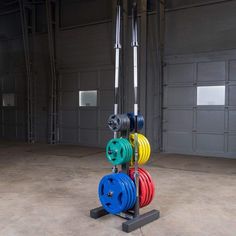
[106,138,128,165]
[119,139,131,164]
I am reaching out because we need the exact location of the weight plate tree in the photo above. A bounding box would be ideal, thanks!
[90,0,160,233]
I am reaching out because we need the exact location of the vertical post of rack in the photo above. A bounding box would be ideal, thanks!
[112,0,122,173]
[131,0,140,217]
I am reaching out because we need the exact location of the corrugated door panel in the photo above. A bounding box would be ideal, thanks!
[196,134,224,153]
[198,62,225,82]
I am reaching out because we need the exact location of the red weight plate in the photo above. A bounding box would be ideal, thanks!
[129,168,152,208]
[137,168,154,206]
[139,168,155,205]
[129,169,146,207]
[143,168,155,203]
[139,169,151,207]
[137,168,151,207]
[139,173,148,207]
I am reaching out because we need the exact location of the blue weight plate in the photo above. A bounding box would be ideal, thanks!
[121,173,135,210]
[118,174,132,211]
[127,113,144,132]
[120,174,133,210]
[113,173,132,211]
[98,174,126,214]
[121,174,136,210]
[130,174,137,209]
[128,175,136,209]
[98,174,128,214]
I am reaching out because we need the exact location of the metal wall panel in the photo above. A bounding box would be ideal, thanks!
[166,0,207,8]
[229,60,236,81]
[58,23,114,146]
[60,127,77,144]
[165,132,193,152]
[79,110,97,129]
[0,33,50,142]
[196,110,224,133]
[196,134,225,153]
[59,66,114,147]
[164,110,193,132]
[164,55,236,158]
[100,69,114,90]
[59,110,77,127]
[0,13,22,38]
[79,129,98,146]
[165,86,195,106]
[100,90,114,110]
[60,73,78,90]
[164,1,236,158]
[2,1,235,155]
[80,71,98,89]
[198,62,225,82]
[229,86,236,106]
[0,37,26,141]
[99,130,111,147]
[165,63,194,83]
[60,91,77,109]
[58,24,112,68]
[60,0,112,28]
[229,111,236,132]
[228,135,236,152]
[165,1,236,55]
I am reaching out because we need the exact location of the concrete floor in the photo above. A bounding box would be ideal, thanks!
[0,142,235,236]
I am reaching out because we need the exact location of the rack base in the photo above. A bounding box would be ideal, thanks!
[90,206,160,233]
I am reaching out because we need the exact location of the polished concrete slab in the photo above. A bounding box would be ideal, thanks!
[0,142,235,236]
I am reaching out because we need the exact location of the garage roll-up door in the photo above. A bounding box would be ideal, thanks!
[163,56,236,158]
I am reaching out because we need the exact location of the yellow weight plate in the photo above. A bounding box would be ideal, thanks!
[138,135,146,164]
[141,134,151,161]
[138,135,145,165]
[138,134,151,164]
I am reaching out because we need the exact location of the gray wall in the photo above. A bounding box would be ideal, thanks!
[163,0,236,157]
[165,0,236,55]
[0,10,26,140]
[0,10,50,142]
[0,0,235,158]
[57,16,161,150]
[58,23,114,146]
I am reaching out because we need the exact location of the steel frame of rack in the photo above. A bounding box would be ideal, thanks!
[19,0,36,143]
[46,0,59,144]
[90,0,160,233]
